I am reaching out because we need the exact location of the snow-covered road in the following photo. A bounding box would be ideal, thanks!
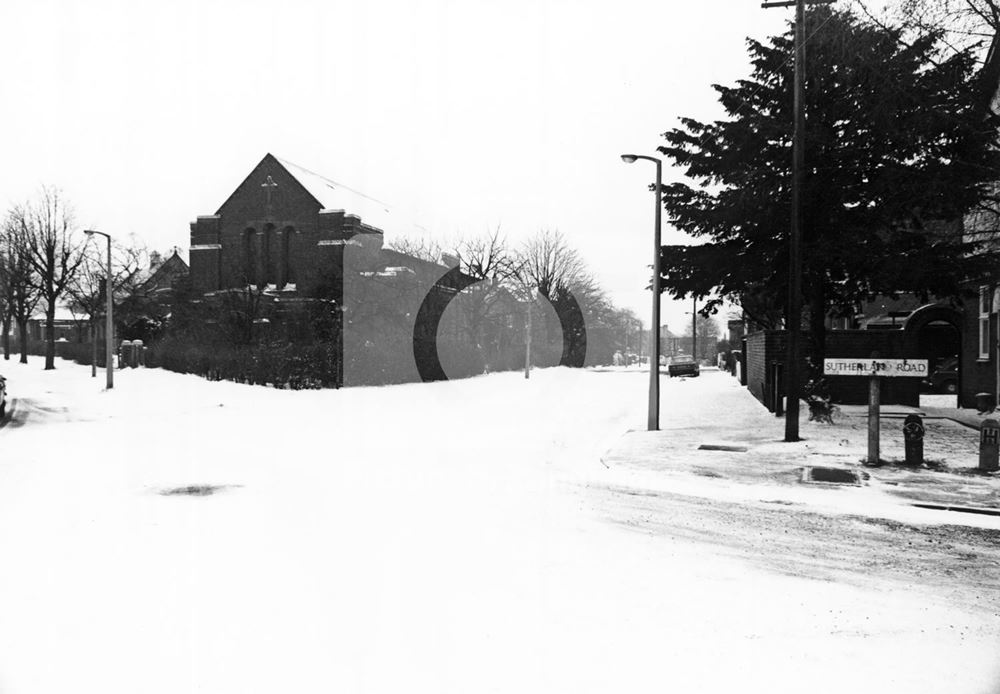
[0,361,997,693]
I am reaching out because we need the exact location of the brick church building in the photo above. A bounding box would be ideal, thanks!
[189,153,439,295]
[187,153,469,386]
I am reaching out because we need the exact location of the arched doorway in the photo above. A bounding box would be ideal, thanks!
[903,304,962,396]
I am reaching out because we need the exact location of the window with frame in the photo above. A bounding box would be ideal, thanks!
[980,285,991,359]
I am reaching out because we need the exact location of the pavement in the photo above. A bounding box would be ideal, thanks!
[591,368,1000,641]
[600,368,1000,518]
[863,392,998,431]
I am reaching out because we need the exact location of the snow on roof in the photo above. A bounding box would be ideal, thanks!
[134,248,189,289]
[275,156,428,238]
[31,305,80,322]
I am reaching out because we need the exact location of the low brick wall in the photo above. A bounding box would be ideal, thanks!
[745,329,919,411]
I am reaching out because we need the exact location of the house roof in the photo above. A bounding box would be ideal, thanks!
[379,248,451,275]
[30,305,79,322]
[136,249,189,294]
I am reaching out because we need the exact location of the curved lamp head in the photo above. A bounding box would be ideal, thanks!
[620,154,638,164]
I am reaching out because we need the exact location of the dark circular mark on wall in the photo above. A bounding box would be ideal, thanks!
[412,268,587,382]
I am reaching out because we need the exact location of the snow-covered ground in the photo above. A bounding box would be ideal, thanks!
[0,359,998,693]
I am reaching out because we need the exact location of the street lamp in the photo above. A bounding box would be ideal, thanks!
[84,230,113,390]
[621,153,662,431]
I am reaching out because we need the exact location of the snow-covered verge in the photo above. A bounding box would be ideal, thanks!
[0,359,997,694]
[604,368,1000,519]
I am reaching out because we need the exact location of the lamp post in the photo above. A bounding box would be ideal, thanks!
[690,296,697,363]
[84,230,113,390]
[621,154,662,431]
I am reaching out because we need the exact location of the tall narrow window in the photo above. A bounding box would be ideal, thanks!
[282,227,294,287]
[263,224,276,286]
[979,285,990,359]
[242,228,256,286]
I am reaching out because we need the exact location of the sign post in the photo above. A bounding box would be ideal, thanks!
[868,371,880,465]
[823,357,929,466]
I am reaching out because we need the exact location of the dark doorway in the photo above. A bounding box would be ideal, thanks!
[917,321,961,394]
[904,305,963,398]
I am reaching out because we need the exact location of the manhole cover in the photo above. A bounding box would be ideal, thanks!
[698,444,748,452]
[802,467,861,485]
[158,484,238,497]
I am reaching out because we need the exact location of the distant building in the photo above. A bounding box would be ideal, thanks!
[727,318,745,346]
[25,305,83,343]
[136,249,188,297]
[118,249,190,342]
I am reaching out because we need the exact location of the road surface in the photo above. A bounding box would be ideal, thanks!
[0,361,996,693]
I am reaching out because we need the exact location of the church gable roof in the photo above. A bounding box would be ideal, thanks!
[215,153,322,219]
[216,153,426,239]
[274,156,397,233]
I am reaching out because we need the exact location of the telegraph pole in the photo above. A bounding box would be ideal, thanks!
[762,0,831,441]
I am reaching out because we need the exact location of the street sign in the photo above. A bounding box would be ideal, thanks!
[824,356,930,465]
[823,358,928,378]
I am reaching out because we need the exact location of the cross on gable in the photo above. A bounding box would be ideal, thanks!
[261,175,278,207]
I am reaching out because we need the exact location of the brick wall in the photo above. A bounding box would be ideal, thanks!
[825,330,916,406]
[745,328,919,410]
[960,292,995,409]
[745,331,771,407]
[190,216,221,292]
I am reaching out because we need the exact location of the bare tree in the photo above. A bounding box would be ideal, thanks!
[516,230,587,301]
[11,187,85,370]
[387,236,445,264]
[67,237,146,375]
[0,215,41,363]
[856,0,1000,90]
[454,228,521,370]
[685,312,720,362]
[883,0,998,55]
[514,230,599,370]
[0,241,11,360]
[0,289,8,360]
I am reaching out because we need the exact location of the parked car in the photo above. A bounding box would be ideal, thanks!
[0,375,6,418]
[667,354,700,378]
[921,357,958,394]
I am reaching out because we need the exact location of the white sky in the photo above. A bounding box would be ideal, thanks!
[0,0,846,335]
